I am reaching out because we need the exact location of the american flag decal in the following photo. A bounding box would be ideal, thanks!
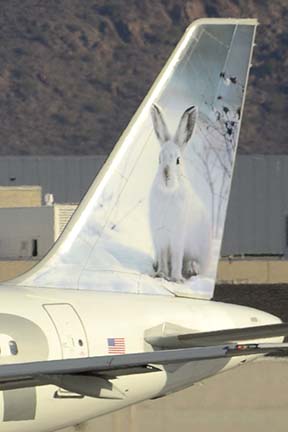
[107,338,126,355]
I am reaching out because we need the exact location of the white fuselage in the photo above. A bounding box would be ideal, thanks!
[0,285,282,432]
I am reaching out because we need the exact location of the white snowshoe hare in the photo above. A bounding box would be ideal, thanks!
[149,104,212,283]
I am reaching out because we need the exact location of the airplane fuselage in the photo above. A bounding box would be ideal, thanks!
[0,16,273,432]
[0,285,282,432]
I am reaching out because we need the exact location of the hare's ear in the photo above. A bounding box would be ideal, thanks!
[151,104,170,145]
[175,106,198,149]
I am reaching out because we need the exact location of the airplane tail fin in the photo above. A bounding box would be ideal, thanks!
[11,19,258,299]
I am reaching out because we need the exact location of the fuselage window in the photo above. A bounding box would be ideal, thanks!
[0,338,18,356]
[9,340,18,355]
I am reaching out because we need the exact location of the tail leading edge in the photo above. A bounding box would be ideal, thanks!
[12,19,258,299]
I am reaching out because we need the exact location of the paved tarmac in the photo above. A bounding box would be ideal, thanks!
[58,358,288,432]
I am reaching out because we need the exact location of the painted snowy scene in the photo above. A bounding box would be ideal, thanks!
[23,22,256,299]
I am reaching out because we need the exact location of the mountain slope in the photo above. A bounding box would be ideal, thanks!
[0,0,287,155]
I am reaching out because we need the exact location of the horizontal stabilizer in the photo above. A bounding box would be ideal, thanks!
[145,323,288,348]
[0,339,288,394]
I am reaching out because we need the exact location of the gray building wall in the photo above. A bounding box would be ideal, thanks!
[0,207,54,259]
[222,155,288,256]
[0,156,106,204]
[0,155,286,256]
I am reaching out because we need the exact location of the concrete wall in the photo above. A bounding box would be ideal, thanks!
[217,259,288,284]
[0,260,35,282]
[222,155,288,256]
[0,186,41,208]
[1,258,288,284]
[0,207,54,259]
[0,204,77,261]
[58,360,288,432]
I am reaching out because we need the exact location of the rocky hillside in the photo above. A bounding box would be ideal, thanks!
[0,0,287,155]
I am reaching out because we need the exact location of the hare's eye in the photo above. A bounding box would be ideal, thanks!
[176,157,180,165]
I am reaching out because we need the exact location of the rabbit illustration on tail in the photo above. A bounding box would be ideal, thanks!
[149,104,212,283]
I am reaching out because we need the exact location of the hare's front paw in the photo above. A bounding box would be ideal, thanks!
[191,261,200,276]
[183,259,200,278]
[152,261,158,272]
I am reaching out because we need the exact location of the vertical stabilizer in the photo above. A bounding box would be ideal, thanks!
[12,19,258,299]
